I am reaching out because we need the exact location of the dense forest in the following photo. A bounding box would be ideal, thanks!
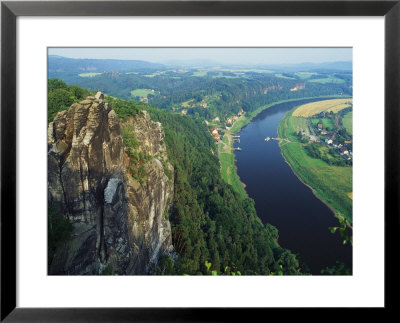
[50,66,352,122]
[48,78,92,122]
[106,90,302,275]
[48,79,303,275]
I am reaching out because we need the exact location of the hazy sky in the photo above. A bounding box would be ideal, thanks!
[48,48,352,65]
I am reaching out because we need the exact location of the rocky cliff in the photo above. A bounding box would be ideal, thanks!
[48,92,174,275]
[263,85,283,94]
[290,83,306,92]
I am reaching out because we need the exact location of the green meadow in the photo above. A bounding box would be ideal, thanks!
[342,111,353,135]
[294,72,318,79]
[78,72,102,77]
[311,118,334,130]
[130,89,154,98]
[212,74,240,79]
[308,77,346,84]
[278,110,352,223]
[220,151,247,199]
[192,71,208,77]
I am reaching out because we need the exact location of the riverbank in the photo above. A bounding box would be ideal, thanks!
[220,95,347,198]
[229,95,346,134]
[277,108,353,224]
[219,132,248,198]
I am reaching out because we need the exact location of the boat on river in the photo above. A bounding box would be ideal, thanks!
[265,136,271,141]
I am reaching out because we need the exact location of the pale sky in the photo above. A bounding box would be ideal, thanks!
[48,47,352,65]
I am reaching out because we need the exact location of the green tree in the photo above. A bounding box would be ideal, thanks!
[68,84,89,99]
[48,88,75,122]
[48,78,68,92]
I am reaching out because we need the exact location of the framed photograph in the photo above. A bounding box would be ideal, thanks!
[1,0,398,320]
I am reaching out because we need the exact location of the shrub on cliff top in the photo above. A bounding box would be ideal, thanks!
[48,78,91,123]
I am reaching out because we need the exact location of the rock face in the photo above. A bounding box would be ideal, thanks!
[48,93,174,275]
[263,85,283,94]
[290,83,306,92]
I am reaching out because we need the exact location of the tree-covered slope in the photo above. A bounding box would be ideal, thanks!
[106,94,302,275]
[49,79,302,275]
[50,69,352,122]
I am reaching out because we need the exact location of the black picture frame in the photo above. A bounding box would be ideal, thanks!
[1,0,399,321]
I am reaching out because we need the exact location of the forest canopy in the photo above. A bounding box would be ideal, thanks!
[106,93,302,275]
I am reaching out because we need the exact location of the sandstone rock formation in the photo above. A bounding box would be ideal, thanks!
[263,85,283,94]
[48,92,174,275]
[290,83,306,92]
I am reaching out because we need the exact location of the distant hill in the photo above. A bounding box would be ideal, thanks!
[259,61,352,73]
[161,60,352,72]
[162,58,222,68]
[49,55,351,74]
[48,55,165,73]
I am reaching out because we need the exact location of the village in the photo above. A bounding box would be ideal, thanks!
[174,92,353,165]
[209,109,245,143]
[298,111,353,162]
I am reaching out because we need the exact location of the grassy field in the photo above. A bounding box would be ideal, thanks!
[278,110,352,223]
[342,111,353,135]
[311,117,334,130]
[130,89,154,98]
[192,71,208,77]
[292,98,352,117]
[291,116,309,133]
[78,72,102,77]
[212,74,240,79]
[220,152,247,198]
[213,68,274,74]
[219,133,247,198]
[308,77,346,84]
[294,72,318,79]
[143,71,164,77]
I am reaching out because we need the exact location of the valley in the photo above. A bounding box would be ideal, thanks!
[47,51,353,275]
[278,101,353,223]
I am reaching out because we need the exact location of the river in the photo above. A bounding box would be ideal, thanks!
[233,98,352,274]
